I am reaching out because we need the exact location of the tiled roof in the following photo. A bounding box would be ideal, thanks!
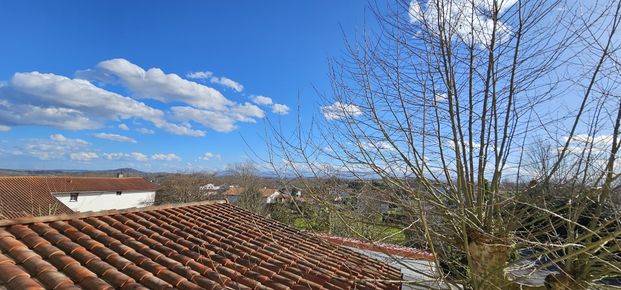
[0,200,401,289]
[0,177,74,219]
[317,234,434,261]
[0,176,159,219]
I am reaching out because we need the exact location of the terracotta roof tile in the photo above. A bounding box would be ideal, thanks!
[317,234,434,261]
[0,176,159,219]
[0,202,401,289]
[0,200,401,289]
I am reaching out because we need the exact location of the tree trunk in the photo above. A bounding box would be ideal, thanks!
[467,228,515,289]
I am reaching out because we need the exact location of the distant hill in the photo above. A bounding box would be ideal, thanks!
[0,168,164,179]
[0,167,282,180]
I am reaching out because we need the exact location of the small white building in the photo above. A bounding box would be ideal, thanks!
[0,175,159,216]
[199,183,220,191]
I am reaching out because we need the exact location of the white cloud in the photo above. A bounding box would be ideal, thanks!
[564,134,614,154]
[271,103,290,115]
[0,125,10,132]
[409,0,516,46]
[171,106,237,132]
[232,102,265,121]
[448,140,482,151]
[26,134,90,160]
[210,76,243,92]
[151,153,181,161]
[82,59,232,110]
[187,71,243,93]
[70,152,99,161]
[77,59,269,133]
[251,95,288,115]
[50,133,88,145]
[435,93,447,103]
[200,152,222,161]
[130,152,149,161]
[321,102,363,120]
[186,71,213,79]
[94,132,137,143]
[359,141,396,151]
[103,152,180,161]
[0,60,287,136]
[252,95,273,105]
[0,71,204,136]
[136,127,155,134]
[172,102,265,133]
[102,152,125,160]
[103,152,149,161]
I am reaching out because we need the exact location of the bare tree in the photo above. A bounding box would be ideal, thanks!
[155,172,217,204]
[226,162,269,215]
[266,0,621,289]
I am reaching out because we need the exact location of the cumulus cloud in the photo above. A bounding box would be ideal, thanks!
[200,152,222,161]
[70,152,99,161]
[172,102,264,133]
[103,152,149,161]
[321,102,362,120]
[435,93,447,103]
[94,133,137,143]
[80,59,231,110]
[251,95,273,105]
[564,134,614,155]
[252,96,288,115]
[408,0,516,46]
[186,71,213,79]
[130,152,149,161]
[0,59,283,136]
[103,152,180,161]
[187,71,244,92]
[151,153,181,161]
[50,134,88,145]
[78,59,266,131]
[359,141,396,151]
[136,128,155,134]
[271,103,290,115]
[210,76,243,92]
[0,71,205,136]
[26,134,90,160]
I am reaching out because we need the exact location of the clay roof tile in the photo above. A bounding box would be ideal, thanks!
[0,200,401,289]
[0,176,160,219]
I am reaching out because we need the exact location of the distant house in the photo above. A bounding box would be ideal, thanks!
[0,175,159,218]
[199,183,220,191]
[223,186,304,204]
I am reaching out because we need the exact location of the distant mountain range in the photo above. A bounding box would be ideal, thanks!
[0,167,281,179]
[0,168,161,178]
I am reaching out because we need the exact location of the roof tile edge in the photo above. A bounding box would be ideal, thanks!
[317,233,435,261]
[0,199,229,226]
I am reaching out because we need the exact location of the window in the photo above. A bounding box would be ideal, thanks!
[70,193,79,202]
[116,191,122,195]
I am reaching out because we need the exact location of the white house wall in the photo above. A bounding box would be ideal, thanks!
[53,191,156,212]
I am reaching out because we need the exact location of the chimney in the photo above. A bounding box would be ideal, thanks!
[117,173,124,178]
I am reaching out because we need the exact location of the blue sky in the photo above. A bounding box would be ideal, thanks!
[0,1,377,172]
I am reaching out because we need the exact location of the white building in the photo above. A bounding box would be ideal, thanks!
[0,175,159,217]
[199,183,220,191]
